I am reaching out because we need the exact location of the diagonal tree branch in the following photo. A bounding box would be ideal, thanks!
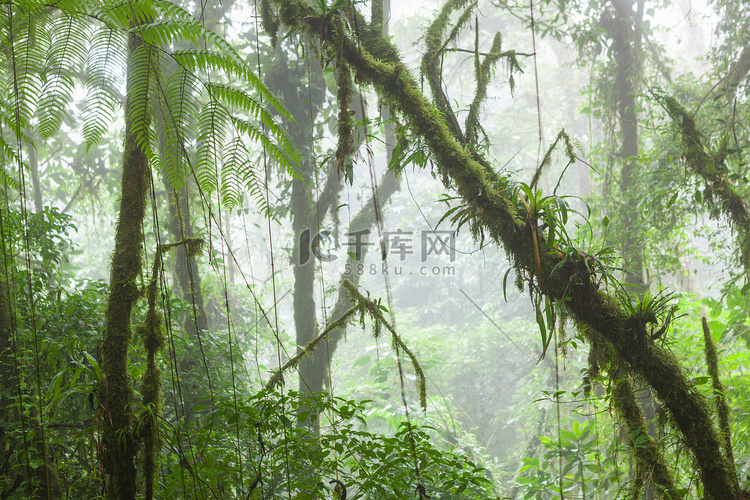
[659,95,750,279]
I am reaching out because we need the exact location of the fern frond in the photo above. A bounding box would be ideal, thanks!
[194,99,230,195]
[82,26,127,145]
[0,134,23,190]
[221,136,250,210]
[159,69,200,190]
[242,151,271,216]
[93,0,156,30]
[208,82,296,165]
[231,116,296,176]
[0,0,297,218]
[134,20,205,49]
[7,8,48,135]
[127,42,159,154]
[38,13,89,138]
[171,49,287,119]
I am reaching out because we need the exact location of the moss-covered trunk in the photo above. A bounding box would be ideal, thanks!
[611,0,644,290]
[264,40,329,429]
[99,30,153,500]
[166,185,208,340]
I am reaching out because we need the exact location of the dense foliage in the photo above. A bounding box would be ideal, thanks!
[0,0,749,499]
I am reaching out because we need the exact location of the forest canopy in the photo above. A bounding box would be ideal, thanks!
[0,0,749,499]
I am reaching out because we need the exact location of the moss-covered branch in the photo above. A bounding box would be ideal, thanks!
[586,335,678,499]
[335,57,354,179]
[266,305,359,391]
[267,280,426,412]
[421,0,474,145]
[341,280,427,411]
[610,367,679,499]
[465,31,506,146]
[267,3,741,498]
[701,317,738,488]
[661,96,750,278]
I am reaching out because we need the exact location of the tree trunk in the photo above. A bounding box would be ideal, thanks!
[612,0,644,291]
[27,141,43,214]
[99,29,153,500]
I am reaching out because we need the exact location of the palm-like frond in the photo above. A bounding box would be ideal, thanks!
[0,0,296,215]
[194,99,229,197]
[126,42,159,154]
[0,133,24,191]
[38,13,88,138]
[6,6,47,135]
[82,26,127,145]
[158,68,200,190]
[222,136,253,210]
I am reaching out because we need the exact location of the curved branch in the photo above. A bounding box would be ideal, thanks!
[266,305,359,391]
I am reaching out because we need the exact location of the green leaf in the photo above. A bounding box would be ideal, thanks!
[693,376,711,385]
[666,190,679,208]
[503,267,513,302]
[352,355,371,368]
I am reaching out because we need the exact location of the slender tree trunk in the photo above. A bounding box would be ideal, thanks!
[26,141,43,214]
[612,0,644,290]
[100,30,153,500]
[0,206,23,499]
[162,170,209,342]
[263,39,325,427]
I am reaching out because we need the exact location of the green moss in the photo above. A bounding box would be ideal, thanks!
[370,0,383,31]
[278,1,302,28]
[335,58,354,180]
[260,0,280,46]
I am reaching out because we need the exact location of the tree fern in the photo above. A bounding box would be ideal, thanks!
[0,0,296,214]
